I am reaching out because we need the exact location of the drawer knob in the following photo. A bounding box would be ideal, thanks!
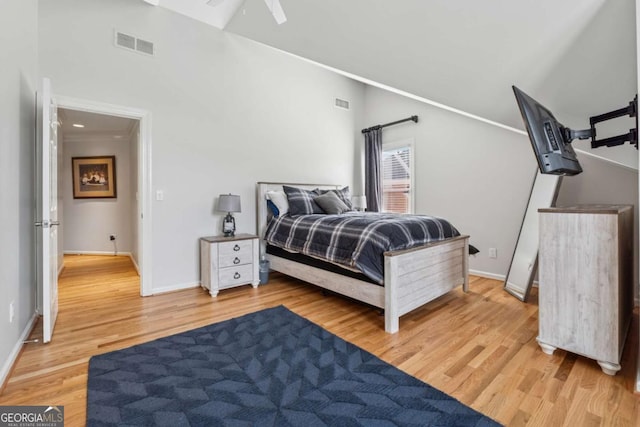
[233,244,240,252]
[233,257,241,265]
[233,272,241,279]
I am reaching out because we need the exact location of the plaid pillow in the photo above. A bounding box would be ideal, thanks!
[316,186,353,210]
[283,186,324,216]
[314,191,350,214]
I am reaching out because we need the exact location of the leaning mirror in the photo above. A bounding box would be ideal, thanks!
[504,170,562,301]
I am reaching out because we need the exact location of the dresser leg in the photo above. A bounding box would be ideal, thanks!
[597,361,621,376]
[251,281,259,288]
[536,337,556,355]
[209,290,219,297]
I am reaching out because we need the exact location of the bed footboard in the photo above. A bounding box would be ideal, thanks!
[383,235,469,333]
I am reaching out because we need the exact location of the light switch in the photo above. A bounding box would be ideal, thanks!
[156,190,164,201]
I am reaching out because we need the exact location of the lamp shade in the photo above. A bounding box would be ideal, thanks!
[218,194,241,213]
[352,195,367,210]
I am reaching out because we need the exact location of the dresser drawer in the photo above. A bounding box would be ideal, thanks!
[219,264,254,288]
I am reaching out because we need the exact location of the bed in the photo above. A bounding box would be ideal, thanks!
[256,182,470,333]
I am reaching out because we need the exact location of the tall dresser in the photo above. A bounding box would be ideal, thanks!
[537,205,633,375]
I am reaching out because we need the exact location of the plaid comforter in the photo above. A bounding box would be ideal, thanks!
[264,212,460,284]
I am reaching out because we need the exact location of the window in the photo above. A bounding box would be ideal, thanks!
[381,139,414,214]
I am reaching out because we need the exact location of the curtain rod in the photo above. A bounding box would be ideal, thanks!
[361,115,418,134]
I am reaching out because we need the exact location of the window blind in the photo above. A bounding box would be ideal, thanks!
[382,145,411,214]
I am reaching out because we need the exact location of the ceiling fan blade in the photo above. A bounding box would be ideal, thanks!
[264,0,287,25]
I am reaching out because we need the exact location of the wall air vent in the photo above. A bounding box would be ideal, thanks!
[136,38,154,56]
[115,31,155,57]
[116,32,135,50]
[335,98,350,110]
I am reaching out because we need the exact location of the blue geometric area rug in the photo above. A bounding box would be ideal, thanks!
[87,305,500,426]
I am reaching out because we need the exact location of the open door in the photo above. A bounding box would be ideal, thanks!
[37,78,59,343]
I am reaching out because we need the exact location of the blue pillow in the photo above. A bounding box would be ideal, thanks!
[267,199,280,217]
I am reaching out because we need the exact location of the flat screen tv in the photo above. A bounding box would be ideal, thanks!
[512,86,583,176]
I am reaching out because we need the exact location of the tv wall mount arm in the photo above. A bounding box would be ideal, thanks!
[567,95,638,149]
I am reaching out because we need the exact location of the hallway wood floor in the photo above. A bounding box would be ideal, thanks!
[0,255,638,426]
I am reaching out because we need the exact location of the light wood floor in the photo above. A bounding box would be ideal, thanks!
[1,255,638,426]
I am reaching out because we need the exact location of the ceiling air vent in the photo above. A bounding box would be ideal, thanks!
[115,31,155,57]
[335,98,350,110]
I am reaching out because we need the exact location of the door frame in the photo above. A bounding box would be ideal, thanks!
[55,95,153,296]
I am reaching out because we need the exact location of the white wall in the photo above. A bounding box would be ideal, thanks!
[0,0,38,384]
[62,138,132,254]
[362,85,534,277]
[38,0,365,292]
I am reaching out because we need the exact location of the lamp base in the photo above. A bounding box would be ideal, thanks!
[222,213,236,237]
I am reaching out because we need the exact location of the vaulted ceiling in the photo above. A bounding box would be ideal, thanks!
[154,0,637,166]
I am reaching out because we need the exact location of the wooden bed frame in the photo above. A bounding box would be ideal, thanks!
[257,182,470,333]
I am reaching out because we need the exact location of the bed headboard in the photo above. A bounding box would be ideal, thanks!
[256,182,342,258]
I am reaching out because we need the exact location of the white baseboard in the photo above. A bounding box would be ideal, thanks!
[128,254,140,275]
[151,282,200,295]
[0,312,38,389]
[64,250,131,257]
[469,269,505,281]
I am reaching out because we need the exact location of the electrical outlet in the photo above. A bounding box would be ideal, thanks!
[489,248,498,259]
[9,301,14,323]
[109,234,117,241]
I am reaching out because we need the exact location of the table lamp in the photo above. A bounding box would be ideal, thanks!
[217,194,241,237]
[352,195,367,212]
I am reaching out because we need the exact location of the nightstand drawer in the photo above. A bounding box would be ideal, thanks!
[218,240,253,258]
[219,251,252,268]
[219,264,254,288]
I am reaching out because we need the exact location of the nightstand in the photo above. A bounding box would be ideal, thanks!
[200,233,260,297]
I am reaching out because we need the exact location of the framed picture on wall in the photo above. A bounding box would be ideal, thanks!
[72,156,117,199]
